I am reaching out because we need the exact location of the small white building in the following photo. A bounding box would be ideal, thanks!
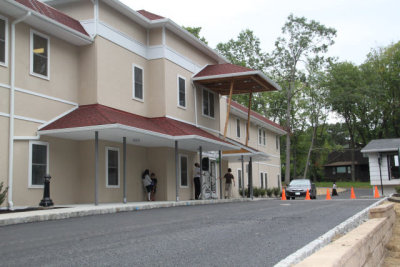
[361,138,400,195]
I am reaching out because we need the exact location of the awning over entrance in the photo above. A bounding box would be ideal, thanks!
[192,63,281,95]
[38,104,238,152]
[222,137,270,162]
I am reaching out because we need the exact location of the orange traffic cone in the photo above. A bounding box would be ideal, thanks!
[374,186,380,198]
[281,188,287,200]
[326,189,331,200]
[350,187,356,199]
[305,189,311,200]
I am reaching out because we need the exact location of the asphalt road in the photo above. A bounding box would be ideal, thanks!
[0,189,378,267]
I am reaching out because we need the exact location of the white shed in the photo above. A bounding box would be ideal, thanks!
[361,138,400,195]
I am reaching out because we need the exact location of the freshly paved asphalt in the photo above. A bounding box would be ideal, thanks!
[0,189,378,267]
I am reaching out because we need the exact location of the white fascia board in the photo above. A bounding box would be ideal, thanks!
[177,135,239,150]
[4,0,92,45]
[361,148,399,153]
[230,106,286,135]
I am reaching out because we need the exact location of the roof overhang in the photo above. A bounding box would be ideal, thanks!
[1,0,92,46]
[39,124,239,152]
[193,70,281,95]
[221,138,270,162]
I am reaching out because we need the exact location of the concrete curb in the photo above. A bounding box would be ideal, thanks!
[0,197,264,226]
[274,197,387,267]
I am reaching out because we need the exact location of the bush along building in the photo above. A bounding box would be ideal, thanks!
[0,0,285,208]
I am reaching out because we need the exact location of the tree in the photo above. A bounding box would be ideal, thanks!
[271,14,336,184]
[182,26,208,44]
[326,61,363,181]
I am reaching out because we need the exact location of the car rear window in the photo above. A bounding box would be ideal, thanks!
[289,180,310,186]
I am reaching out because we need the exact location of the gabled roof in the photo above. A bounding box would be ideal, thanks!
[137,9,164,21]
[361,138,400,153]
[193,63,281,95]
[16,0,89,37]
[40,104,231,146]
[229,100,286,134]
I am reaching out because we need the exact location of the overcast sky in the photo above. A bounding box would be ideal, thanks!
[121,0,400,65]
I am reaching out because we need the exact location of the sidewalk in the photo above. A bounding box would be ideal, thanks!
[0,198,256,227]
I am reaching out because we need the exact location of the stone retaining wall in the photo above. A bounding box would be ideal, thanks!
[294,203,395,267]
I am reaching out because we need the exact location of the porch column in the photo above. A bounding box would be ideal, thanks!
[123,137,127,204]
[219,150,222,199]
[241,155,245,198]
[199,146,204,200]
[175,141,179,202]
[249,156,253,200]
[95,131,99,206]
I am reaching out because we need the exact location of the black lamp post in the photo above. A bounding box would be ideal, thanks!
[39,174,54,207]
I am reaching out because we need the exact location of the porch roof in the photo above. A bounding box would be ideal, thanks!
[192,63,281,95]
[38,104,238,152]
[361,138,400,153]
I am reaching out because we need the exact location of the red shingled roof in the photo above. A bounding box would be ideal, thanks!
[40,104,229,144]
[194,63,254,78]
[230,100,286,131]
[137,10,165,20]
[16,0,89,37]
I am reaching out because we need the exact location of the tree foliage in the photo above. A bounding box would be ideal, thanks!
[183,26,208,44]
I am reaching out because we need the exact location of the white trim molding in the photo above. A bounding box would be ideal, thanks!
[28,140,49,188]
[0,14,9,67]
[105,146,120,188]
[30,29,51,80]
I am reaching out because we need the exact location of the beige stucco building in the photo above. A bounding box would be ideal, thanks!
[0,0,285,208]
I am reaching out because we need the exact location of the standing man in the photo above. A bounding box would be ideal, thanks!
[194,163,201,200]
[223,168,235,199]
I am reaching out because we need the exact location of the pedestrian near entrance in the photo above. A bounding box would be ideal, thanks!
[332,182,338,196]
[194,163,201,200]
[142,169,152,201]
[223,168,235,199]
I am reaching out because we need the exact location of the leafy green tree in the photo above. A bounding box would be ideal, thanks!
[271,14,336,184]
[183,26,208,44]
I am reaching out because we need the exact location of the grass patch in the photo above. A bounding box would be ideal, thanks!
[315,181,372,188]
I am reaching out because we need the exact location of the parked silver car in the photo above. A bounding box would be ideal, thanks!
[286,179,317,199]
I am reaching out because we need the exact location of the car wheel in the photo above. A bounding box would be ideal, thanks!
[292,197,295,200]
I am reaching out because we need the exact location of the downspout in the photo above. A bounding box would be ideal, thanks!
[8,11,31,209]
[90,0,98,37]
[192,82,198,127]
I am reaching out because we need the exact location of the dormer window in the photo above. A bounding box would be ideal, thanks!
[30,30,50,79]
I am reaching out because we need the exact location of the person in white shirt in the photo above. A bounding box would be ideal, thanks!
[142,169,152,201]
[194,163,201,200]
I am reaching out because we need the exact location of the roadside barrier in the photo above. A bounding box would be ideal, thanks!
[281,188,287,200]
[305,189,311,200]
[374,186,380,198]
[350,187,356,199]
[326,189,331,200]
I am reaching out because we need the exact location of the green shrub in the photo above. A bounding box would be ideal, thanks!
[0,182,8,206]
[395,186,400,194]
[260,188,266,197]
[266,188,273,197]
[273,187,281,197]
[253,187,260,197]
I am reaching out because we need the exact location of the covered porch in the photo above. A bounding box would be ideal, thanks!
[38,104,238,205]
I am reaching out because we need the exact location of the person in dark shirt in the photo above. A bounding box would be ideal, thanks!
[150,173,158,201]
[223,168,235,199]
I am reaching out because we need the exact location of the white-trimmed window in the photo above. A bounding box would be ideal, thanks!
[30,30,50,79]
[29,141,49,187]
[202,88,214,118]
[133,65,144,101]
[106,147,120,188]
[0,15,8,67]
[177,75,186,108]
[260,172,264,188]
[179,155,188,187]
[237,168,242,189]
[264,172,268,189]
[276,135,279,150]
[236,118,241,138]
[258,128,266,145]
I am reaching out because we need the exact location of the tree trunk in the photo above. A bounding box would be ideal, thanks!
[284,83,292,185]
[303,124,317,179]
